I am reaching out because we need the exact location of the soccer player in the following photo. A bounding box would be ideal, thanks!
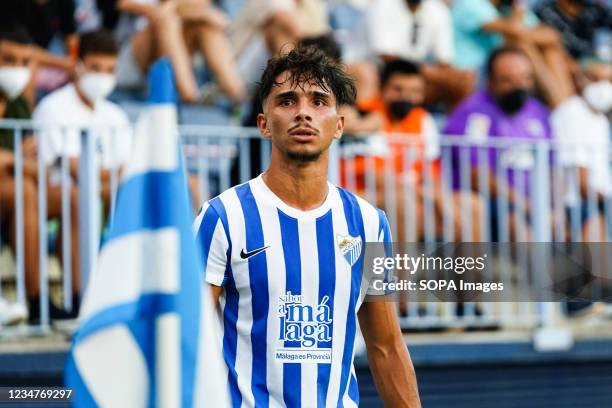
[194,47,421,407]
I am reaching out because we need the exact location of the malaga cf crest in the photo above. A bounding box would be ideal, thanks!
[337,234,363,267]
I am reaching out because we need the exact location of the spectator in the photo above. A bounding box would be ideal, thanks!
[0,25,77,323]
[116,0,245,103]
[34,30,132,172]
[0,25,36,325]
[362,0,475,108]
[231,0,329,85]
[552,64,611,241]
[341,60,482,242]
[444,47,552,241]
[535,0,611,62]
[452,0,575,107]
[0,0,79,90]
[33,30,133,318]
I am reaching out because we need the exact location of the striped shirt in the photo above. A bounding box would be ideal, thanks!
[194,175,391,407]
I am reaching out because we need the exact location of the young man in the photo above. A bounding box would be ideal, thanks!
[33,29,133,317]
[0,25,35,325]
[342,59,482,243]
[194,47,421,407]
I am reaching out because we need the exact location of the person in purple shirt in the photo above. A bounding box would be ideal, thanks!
[444,46,552,241]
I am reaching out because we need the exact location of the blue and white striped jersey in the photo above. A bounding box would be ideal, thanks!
[193,175,392,408]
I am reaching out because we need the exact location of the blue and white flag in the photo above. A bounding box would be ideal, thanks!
[65,59,228,407]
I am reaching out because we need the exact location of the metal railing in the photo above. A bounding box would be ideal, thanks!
[0,120,610,335]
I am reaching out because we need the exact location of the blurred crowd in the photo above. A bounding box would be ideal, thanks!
[0,0,611,324]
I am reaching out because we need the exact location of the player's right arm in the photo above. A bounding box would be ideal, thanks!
[193,202,230,306]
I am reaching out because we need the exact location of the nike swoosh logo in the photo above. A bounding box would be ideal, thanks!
[240,246,270,260]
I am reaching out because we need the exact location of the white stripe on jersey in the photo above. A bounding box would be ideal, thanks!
[298,219,319,404]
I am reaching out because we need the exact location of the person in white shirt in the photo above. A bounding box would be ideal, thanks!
[352,0,474,108]
[552,66,612,241]
[33,30,133,316]
[34,30,132,173]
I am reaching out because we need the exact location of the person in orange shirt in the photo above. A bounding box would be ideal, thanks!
[341,59,482,243]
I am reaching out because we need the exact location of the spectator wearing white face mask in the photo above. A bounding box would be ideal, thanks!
[33,29,132,173]
[32,30,133,317]
[552,64,612,241]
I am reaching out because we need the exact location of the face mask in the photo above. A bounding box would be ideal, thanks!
[389,100,417,120]
[583,81,612,113]
[496,88,529,114]
[78,72,116,103]
[0,67,31,100]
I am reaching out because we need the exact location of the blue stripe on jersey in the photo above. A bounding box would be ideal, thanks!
[315,209,335,408]
[236,184,270,407]
[196,205,220,282]
[224,275,242,408]
[337,189,366,407]
[207,198,241,407]
[348,373,359,405]
[278,210,302,407]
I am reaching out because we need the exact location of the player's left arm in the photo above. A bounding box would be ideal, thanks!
[358,301,421,407]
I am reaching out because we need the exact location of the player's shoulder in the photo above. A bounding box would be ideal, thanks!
[333,185,388,232]
[197,179,254,221]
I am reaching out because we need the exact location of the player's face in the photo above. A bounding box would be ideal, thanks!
[258,72,345,164]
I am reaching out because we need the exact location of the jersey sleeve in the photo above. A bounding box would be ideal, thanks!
[194,202,231,287]
[365,209,395,297]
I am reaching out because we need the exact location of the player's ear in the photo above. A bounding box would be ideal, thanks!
[333,114,345,140]
[257,113,271,138]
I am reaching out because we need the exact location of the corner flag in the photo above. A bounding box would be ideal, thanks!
[65,59,228,407]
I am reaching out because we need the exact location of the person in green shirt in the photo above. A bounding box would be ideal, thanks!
[0,25,77,323]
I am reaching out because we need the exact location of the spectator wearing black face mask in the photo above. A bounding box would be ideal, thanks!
[340,59,483,243]
[444,47,552,241]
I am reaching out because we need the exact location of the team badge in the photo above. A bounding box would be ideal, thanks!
[337,234,362,267]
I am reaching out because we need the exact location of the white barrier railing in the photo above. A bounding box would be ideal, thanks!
[0,119,610,334]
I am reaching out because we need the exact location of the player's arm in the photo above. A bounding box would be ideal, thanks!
[194,203,229,307]
[358,301,421,408]
[210,284,223,305]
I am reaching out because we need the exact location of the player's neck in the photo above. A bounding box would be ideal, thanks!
[263,155,329,211]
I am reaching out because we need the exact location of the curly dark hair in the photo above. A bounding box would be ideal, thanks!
[258,45,356,107]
